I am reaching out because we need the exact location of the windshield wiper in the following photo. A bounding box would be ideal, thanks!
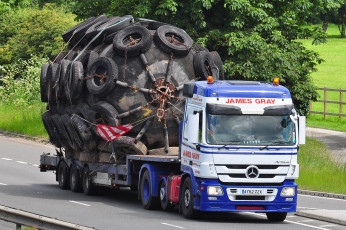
[260,141,289,150]
[218,141,243,150]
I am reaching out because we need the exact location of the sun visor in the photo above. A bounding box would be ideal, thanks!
[263,105,294,115]
[206,103,242,115]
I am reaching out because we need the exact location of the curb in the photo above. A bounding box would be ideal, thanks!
[0,130,50,144]
[295,210,346,226]
[298,189,346,200]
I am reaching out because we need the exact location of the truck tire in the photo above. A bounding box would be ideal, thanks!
[154,25,193,57]
[159,180,174,211]
[83,167,95,195]
[57,60,71,100]
[65,61,84,102]
[266,212,287,222]
[46,63,59,104]
[193,51,215,80]
[140,170,159,210]
[70,115,96,152]
[210,51,225,80]
[40,64,49,102]
[86,57,118,97]
[181,177,197,219]
[58,161,70,190]
[70,164,83,192]
[113,25,152,57]
[90,101,120,127]
[62,16,96,43]
[61,114,81,152]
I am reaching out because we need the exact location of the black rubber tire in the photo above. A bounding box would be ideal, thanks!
[83,168,95,195]
[181,177,197,219]
[58,161,70,190]
[68,15,108,48]
[61,114,81,152]
[266,212,287,222]
[62,16,96,42]
[192,43,209,52]
[50,114,65,147]
[155,25,193,57]
[113,25,153,57]
[140,20,168,30]
[42,112,59,146]
[51,114,72,149]
[57,60,71,100]
[56,60,69,100]
[140,170,159,210]
[70,164,83,192]
[86,57,118,97]
[90,101,120,127]
[159,180,174,211]
[40,63,49,102]
[46,63,59,104]
[70,115,96,152]
[81,17,110,45]
[87,51,99,71]
[210,51,224,80]
[64,61,84,102]
[193,51,215,80]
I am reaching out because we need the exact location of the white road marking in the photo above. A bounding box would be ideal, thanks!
[33,164,39,167]
[16,161,28,164]
[0,183,8,185]
[161,223,185,229]
[69,201,91,207]
[297,219,317,223]
[299,206,318,210]
[319,225,337,228]
[299,194,346,202]
[1,158,13,161]
[248,213,331,230]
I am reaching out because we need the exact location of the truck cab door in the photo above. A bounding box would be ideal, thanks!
[183,105,202,146]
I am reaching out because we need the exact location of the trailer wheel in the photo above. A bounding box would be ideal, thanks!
[266,212,287,222]
[140,170,159,210]
[58,161,70,190]
[159,180,174,211]
[181,177,197,219]
[83,168,95,195]
[70,164,82,192]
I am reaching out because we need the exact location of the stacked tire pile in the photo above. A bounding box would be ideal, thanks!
[40,14,224,161]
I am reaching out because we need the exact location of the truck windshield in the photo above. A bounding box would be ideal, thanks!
[206,114,296,146]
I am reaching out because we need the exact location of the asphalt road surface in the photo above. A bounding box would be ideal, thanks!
[0,134,345,230]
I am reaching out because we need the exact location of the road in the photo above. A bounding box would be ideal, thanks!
[0,134,345,230]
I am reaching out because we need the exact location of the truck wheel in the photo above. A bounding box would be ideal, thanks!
[266,212,287,222]
[83,168,95,195]
[159,180,173,211]
[70,164,82,192]
[140,170,159,210]
[58,161,70,190]
[181,177,197,219]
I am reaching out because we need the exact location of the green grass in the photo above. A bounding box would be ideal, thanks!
[0,103,48,138]
[297,137,345,194]
[297,24,346,131]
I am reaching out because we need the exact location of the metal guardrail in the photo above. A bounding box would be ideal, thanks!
[0,205,96,230]
[309,87,345,119]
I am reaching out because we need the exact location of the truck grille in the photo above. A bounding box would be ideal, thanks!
[215,164,289,183]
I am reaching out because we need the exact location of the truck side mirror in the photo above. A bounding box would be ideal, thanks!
[298,116,306,145]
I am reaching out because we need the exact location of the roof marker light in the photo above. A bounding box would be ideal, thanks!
[207,76,214,84]
[273,77,280,85]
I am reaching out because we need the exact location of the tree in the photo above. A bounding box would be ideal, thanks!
[0,3,77,64]
[338,1,346,38]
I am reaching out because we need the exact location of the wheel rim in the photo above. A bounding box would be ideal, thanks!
[184,189,191,207]
[160,186,166,201]
[143,179,149,202]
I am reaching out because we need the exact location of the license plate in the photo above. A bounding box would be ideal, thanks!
[241,189,263,195]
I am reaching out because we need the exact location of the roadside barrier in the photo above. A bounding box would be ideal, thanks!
[0,204,95,230]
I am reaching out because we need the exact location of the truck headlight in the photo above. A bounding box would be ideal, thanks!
[207,186,223,196]
[280,187,295,197]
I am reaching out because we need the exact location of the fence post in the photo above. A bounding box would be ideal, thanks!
[324,87,327,119]
[309,101,312,117]
[340,88,343,120]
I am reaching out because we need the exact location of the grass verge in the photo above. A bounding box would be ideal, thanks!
[0,103,48,138]
[297,137,345,194]
[298,24,346,131]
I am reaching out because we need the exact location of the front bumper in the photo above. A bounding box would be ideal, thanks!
[194,179,297,213]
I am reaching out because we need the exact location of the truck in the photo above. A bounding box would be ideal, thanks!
[40,76,306,221]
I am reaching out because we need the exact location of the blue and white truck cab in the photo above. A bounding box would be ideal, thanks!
[179,78,306,220]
